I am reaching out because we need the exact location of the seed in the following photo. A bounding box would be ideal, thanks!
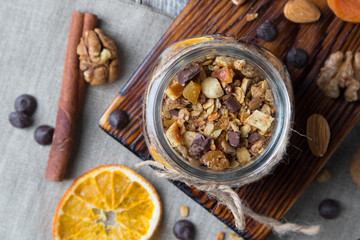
[180,205,189,217]
[316,168,332,183]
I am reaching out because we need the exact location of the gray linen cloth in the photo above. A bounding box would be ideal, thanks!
[0,0,360,239]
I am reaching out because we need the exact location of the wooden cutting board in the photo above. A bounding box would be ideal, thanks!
[99,0,360,239]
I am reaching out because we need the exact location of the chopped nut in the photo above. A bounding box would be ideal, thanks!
[229,160,240,168]
[204,123,215,136]
[201,77,225,98]
[203,99,215,109]
[240,124,251,138]
[216,232,225,240]
[236,147,251,164]
[180,205,189,217]
[177,109,190,126]
[241,78,252,94]
[211,129,223,139]
[221,140,236,154]
[245,110,274,132]
[229,233,244,240]
[200,151,230,170]
[183,131,199,148]
[214,56,235,68]
[246,12,258,22]
[250,140,264,154]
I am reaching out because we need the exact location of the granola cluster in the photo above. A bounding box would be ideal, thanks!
[162,56,275,171]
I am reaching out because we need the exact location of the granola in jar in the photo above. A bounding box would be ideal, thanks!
[162,56,275,171]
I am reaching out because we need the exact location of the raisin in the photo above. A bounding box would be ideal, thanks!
[319,199,340,219]
[257,21,278,42]
[200,151,230,170]
[287,47,308,68]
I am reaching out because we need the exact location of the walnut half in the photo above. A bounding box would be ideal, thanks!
[317,51,360,102]
[77,28,120,86]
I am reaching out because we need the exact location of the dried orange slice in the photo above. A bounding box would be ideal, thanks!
[54,165,161,240]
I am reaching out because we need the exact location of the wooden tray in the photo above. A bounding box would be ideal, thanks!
[99,0,360,239]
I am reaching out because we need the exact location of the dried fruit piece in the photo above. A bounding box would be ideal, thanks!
[350,148,360,187]
[189,134,211,159]
[318,199,341,219]
[200,151,230,170]
[287,47,308,68]
[284,0,321,23]
[166,122,182,147]
[201,77,225,98]
[236,147,251,164]
[177,64,201,86]
[327,0,360,23]
[316,168,332,183]
[183,81,201,104]
[212,67,233,83]
[248,97,263,110]
[245,110,274,132]
[166,82,185,100]
[223,96,241,113]
[180,205,189,217]
[169,109,180,117]
[257,21,278,42]
[306,114,330,157]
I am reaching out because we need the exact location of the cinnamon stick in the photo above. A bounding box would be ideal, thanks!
[46,11,97,181]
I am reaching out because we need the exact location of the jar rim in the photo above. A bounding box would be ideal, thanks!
[145,36,293,184]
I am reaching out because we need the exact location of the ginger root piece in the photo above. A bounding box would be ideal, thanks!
[77,28,120,86]
[317,51,360,102]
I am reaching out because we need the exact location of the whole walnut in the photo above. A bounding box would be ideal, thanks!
[77,28,120,86]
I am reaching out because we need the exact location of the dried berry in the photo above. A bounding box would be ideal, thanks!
[189,134,211,158]
[109,109,129,130]
[257,21,278,42]
[34,125,54,145]
[287,47,308,68]
[200,151,230,170]
[223,96,241,113]
[173,219,195,240]
[228,131,240,147]
[177,64,201,86]
[14,94,37,116]
[9,111,32,128]
[319,199,340,219]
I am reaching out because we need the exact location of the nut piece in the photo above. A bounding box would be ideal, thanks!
[236,147,251,164]
[316,168,332,183]
[246,13,258,22]
[229,233,244,240]
[284,0,321,23]
[306,114,330,157]
[350,148,360,187]
[180,205,189,217]
[200,151,230,170]
[216,232,225,240]
[77,28,120,86]
[201,77,224,98]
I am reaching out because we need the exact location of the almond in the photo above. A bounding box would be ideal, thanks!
[284,0,321,23]
[306,114,330,157]
[350,148,360,187]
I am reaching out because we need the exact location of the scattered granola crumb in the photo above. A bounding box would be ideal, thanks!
[180,205,189,217]
[229,233,244,240]
[316,168,332,183]
[216,231,225,240]
[246,13,259,22]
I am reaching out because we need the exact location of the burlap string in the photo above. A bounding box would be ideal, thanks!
[136,160,320,236]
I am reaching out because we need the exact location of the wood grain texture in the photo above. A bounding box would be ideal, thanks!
[99,0,360,239]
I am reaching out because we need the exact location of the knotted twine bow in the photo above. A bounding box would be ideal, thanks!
[136,160,320,236]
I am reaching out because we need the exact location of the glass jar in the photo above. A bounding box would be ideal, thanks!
[143,35,293,185]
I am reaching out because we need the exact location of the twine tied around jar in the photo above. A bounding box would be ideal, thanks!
[136,160,320,236]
